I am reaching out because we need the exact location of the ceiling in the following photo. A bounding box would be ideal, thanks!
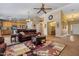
[0,3,69,20]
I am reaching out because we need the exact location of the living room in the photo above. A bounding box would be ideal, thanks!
[0,3,79,56]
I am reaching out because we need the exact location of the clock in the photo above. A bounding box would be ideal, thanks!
[48,15,53,20]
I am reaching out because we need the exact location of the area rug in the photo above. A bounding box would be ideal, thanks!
[31,42,66,56]
[5,41,66,56]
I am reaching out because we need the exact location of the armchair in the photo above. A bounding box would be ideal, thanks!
[0,37,6,56]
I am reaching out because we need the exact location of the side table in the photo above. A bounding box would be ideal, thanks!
[11,34,18,43]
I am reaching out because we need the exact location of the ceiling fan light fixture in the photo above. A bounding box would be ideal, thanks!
[34,3,52,14]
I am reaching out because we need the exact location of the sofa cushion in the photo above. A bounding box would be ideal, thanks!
[19,32,25,36]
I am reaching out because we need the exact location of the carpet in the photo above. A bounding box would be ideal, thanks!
[31,42,66,56]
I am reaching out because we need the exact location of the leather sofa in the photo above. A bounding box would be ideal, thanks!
[18,33,32,42]
[17,29,36,35]
[0,37,6,56]
[17,29,37,42]
[17,29,46,45]
[31,36,46,45]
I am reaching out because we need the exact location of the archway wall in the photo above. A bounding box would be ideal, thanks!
[41,10,63,37]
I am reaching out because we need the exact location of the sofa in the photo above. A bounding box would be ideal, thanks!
[0,37,6,56]
[18,33,32,42]
[17,29,46,45]
[17,29,37,42]
[31,36,46,45]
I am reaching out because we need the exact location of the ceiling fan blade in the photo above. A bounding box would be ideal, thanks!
[43,10,47,14]
[37,9,42,14]
[34,8,40,9]
[45,8,52,10]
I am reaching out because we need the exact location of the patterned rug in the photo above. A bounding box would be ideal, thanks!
[27,42,66,56]
[5,37,66,56]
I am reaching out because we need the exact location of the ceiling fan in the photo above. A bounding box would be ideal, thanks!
[34,3,52,14]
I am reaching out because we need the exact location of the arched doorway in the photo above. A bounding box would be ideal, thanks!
[47,21,56,36]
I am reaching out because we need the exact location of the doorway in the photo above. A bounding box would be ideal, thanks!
[47,21,56,35]
[68,20,79,35]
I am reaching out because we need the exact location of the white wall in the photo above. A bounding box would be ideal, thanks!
[42,10,63,37]
[54,11,63,37]
[43,19,48,36]
[72,24,79,35]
